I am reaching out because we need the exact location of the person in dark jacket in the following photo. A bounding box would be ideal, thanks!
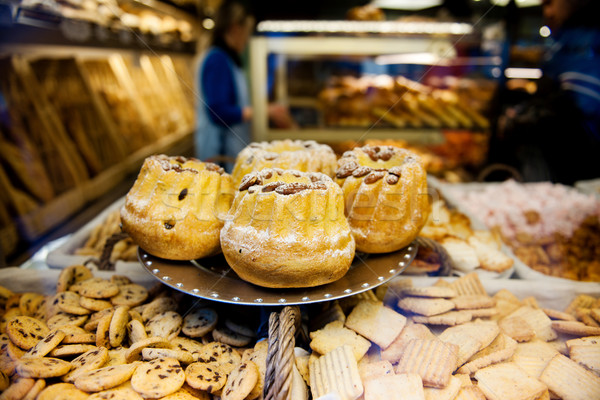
[195,0,292,171]
[490,0,600,184]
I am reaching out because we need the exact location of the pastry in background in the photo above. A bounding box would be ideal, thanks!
[231,140,337,187]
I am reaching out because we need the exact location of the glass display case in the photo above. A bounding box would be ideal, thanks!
[249,20,501,146]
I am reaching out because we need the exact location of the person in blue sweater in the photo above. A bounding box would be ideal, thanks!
[195,0,292,172]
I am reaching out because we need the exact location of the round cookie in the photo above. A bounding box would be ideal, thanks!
[6,316,49,350]
[60,325,96,344]
[49,344,98,357]
[5,294,22,310]
[145,311,182,340]
[63,346,110,383]
[196,342,241,375]
[56,292,91,315]
[77,278,120,299]
[127,319,148,344]
[221,169,355,288]
[225,318,255,338]
[96,313,114,348]
[182,307,218,338]
[171,337,205,362]
[110,275,132,286]
[142,348,195,364]
[80,296,112,312]
[37,383,89,400]
[110,284,148,307]
[1,377,36,400]
[221,361,259,400]
[85,307,115,331]
[120,155,234,260]
[74,362,139,392]
[15,357,72,378]
[57,265,94,293]
[109,306,131,348]
[23,329,66,358]
[88,386,144,400]
[22,378,46,400]
[47,313,88,330]
[131,357,185,398]
[125,337,172,363]
[44,294,62,321]
[184,361,227,393]
[0,370,9,391]
[142,297,178,322]
[19,293,45,317]
[335,145,429,253]
[212,325,252,347]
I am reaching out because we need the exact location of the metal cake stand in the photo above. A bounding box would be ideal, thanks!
[138,242,417,306]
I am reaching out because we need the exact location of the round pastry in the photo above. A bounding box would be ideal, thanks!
[120,155,234,260]
[220,169,355,288]
[335,145,429,254]
[231,140,337,186]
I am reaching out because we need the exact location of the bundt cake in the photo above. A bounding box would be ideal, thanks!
[231,140,337,186]
[220,169,355,288]
[336,145,429,253]
[120,155,234,260]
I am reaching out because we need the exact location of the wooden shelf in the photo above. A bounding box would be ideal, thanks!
[264,128,446,145]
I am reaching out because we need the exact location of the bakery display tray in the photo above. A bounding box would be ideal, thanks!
[427,177,515,279]
[138,242,418,306]
[437,180,600,287]
[45,196,137,269]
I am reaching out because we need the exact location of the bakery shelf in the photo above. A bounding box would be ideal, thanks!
[16,126,193,241]
[0,0,198,54]
[1,50,194,242]
[249,26,496,145]
[266,128,446,145]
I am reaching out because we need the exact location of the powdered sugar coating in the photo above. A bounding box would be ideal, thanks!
[221,169,355,288]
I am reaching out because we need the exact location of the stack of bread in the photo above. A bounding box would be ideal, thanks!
[120,141,430,288]
[318,75,490,130]
[415,198,514,276]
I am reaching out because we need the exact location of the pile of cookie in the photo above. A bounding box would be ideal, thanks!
[74,210,138,263]
[2,267,600,400]
[0,265,266,400]
[414,199,514,275]
[304,272,600,400]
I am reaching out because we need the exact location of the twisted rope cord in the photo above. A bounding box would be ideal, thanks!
[273,306,299,400]
[263,311,280,400]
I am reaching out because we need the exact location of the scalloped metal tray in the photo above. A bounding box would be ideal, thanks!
[139,242,417,306]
